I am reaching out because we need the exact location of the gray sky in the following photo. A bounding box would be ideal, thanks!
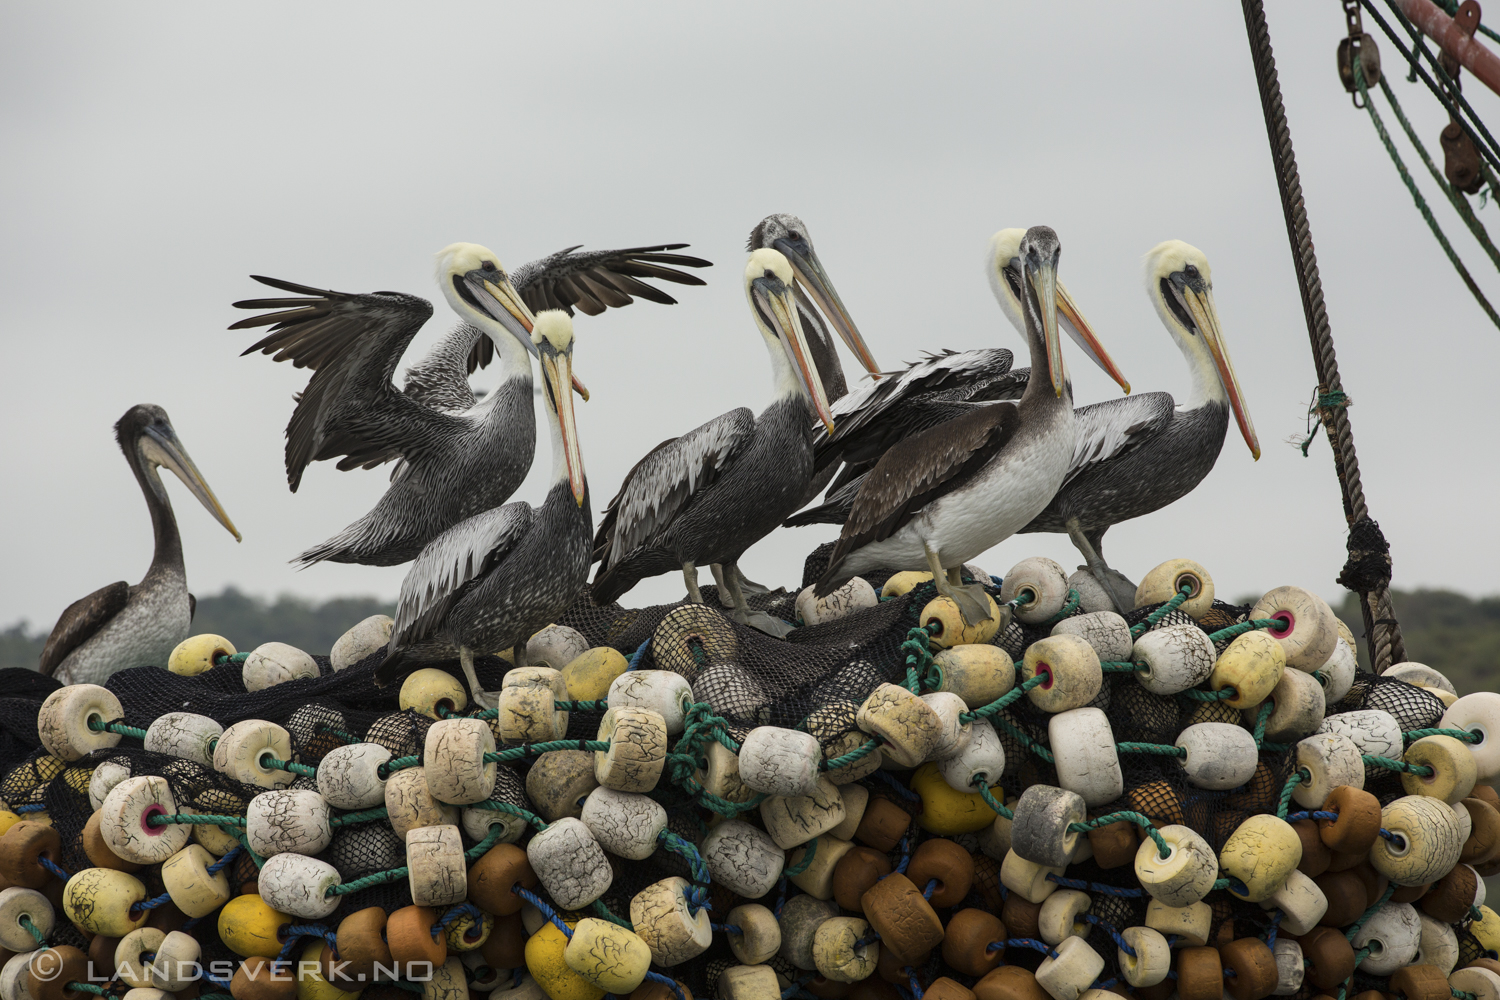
[5,3,1499,634]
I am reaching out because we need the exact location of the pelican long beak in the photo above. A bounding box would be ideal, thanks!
[1183,286,1260,460]
[756,279,835,433]
[1028,258,1064,396]
[473,274,589,400]
[1059,286,1130,394]
[774,241,882,379]
[541,348,587,504]
[142,423,242,541]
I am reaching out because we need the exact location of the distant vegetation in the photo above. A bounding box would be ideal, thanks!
[2,587,1496,692]
[0,588,395,670]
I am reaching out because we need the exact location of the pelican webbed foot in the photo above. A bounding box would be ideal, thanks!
[1065,519,1136,614]
[735,567,774,595]
[461,647,499,712]
[722,560,795,638]
[925,542,995,627]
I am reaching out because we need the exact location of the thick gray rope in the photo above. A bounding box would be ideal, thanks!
[1239,0,1407,670]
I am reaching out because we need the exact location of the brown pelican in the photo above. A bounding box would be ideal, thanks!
[1018,240,1259,610]
[591,249,835,635]
[786,227,1128,527]
[39,405,240,684]
[707,213,884,599]
[376,311,589,708]
[232,242,707,568]
[815,226,1117,625]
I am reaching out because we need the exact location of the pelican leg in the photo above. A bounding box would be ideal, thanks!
[723,560,795,639]
[461,646,497,711]
[1065,518,1136,614]
[709,564,739,609]
[682,562,704,605]
[926,542,993,626]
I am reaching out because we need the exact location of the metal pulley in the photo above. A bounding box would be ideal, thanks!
[1442,122,1486,192]
[1337,0,1381,105]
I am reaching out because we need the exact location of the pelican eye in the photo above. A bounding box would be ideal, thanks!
[481,260,497,272]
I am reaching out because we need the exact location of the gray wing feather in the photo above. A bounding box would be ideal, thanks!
[392,503,535,644]
[1064,392,1177,483]
[512,244,711,317]
[824,348,1017,444]
[403,324,481,413]
[604,409,755,559]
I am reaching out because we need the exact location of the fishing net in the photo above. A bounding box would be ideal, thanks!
[0,543,1492,1000]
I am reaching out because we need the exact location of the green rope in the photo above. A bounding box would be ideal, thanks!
[822,738,882,773]
[1181,686,1237,701]
[1101,660,1145,673]
[66,985,109,997]
[317,725,362,744]
[1044,589,1081,625]
[974,780,1013,820]
[556,700,608,712]
[959,671,1046,724]
[1364,754,1434,776]
[1069,810,1170,859]
[990,708,1054,763]
[86,718,148,740]
[382,754,421,775]
[1206,618,1287,644]
[1378,71,1500,272]
[1277,769,1307,820]
[784,836,818,877]
[662,701,766,816]
[590,898,632,930]
[20,914,45,947]
[1129,586,1191,638]
[1405,727,1480,743]
[901,624,939,694]
[1116,743,1186,758]
[1252,701,1274,748]
[463,825,505,862]
[1355,58,1500,330]
[1454,991,1479,1000]
[328,863,408,895]
[1299,390,1352,457]
[147,813,246,827]
[1346,883,1398,941]
[259,754,318,778]
[213,651,250,667]
[329,807,389,828]
[487,740,611,763]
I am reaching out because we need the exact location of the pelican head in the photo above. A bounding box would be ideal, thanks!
[532,311,586,504]
[116,404,241,541]
[748,214,881,378]
[744,248,835,433]
[987,228,1130,394]
[1145,241,1259,460]
[436,243,587,399]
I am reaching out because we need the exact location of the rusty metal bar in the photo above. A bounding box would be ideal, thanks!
[1392,0,1500,97]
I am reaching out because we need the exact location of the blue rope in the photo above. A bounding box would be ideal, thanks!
[1285,810,1338,823]
[434,903,486,940]
[1267,909,1282,950]
[683,884,711,916]
[872,768,920,804]
[922,878,939,901]
[659,830,712,885]
[643,972,686,1000]
[907,970,924,1000]
[711,924,742,935]
[1001,938,1059,959]
[130,890,174,916]
[628,639,651,670]
[1085,914,1134,957]
[38,856,70,882]
[512,886,571,938]
[894,827,913,875]
[207,846,241,875]
[1046,874,1144,898]
[14,804,46,813]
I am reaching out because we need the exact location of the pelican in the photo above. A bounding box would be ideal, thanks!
[786,227,1129,527]
[39,405,240,684]
[232,242,707,568]
[591,249,835,635]
[376,311,589,709]
[1018,240,1259,610]
[815,226,1119,625]
[705,213,884,599]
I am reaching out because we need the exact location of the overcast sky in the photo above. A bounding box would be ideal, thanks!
[4,3,1499,636]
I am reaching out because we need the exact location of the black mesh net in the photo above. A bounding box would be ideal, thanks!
[1,548,1485,999]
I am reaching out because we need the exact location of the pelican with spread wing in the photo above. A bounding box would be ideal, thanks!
[232,242,707,567]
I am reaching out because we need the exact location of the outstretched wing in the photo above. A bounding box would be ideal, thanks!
[38,581,129,677]
[391,502,535,648]
[232,276,462,491]
[465,244,712,372]
[829,402,1022,564]
[593,408,756,567]
[1064,392,1176,485]
[403,323,482,413]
